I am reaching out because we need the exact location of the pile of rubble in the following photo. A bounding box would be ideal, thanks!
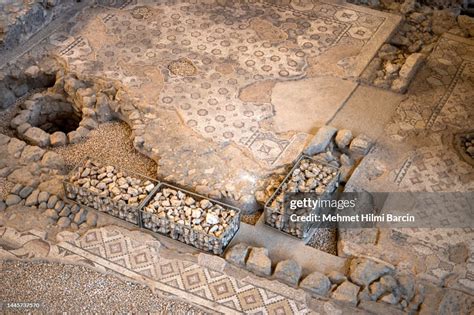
[256,126,373,243]
[142,185,240,254]
[356,0,474,92]
[65,159,156,224]
[225,243,424,313]
[265,157,339,239]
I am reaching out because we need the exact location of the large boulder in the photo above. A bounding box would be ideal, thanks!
[246,247,271,276]
[300,271,331,296]
[273,260,302,286]
[304,126,337,155]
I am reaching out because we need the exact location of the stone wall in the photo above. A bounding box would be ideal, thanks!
[0,0,75,52]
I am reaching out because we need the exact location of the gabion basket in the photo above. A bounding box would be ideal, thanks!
[64,158,159,225]
[264,154,340,241]
[140,183,241,255]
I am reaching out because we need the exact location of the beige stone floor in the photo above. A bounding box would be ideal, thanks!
[36,0,401,211]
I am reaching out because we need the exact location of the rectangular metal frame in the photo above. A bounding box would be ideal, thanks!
[63,156,159,226]
[139,182,241,255]
[264,154,340,241]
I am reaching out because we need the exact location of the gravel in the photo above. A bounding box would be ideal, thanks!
[307,228,337,255]
[0,260,208,314]
[0,178,14,200]
[52,121,157,178]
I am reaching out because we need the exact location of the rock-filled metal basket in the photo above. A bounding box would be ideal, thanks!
[264,155,340,241]
[63,158,158,225]
[140,183,241,255]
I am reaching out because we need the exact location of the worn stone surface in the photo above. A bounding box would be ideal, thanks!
[304,126,338,155]
[224,243,250,266]
[23,127,51,147]
[350,258,393,286]
[332,281,360,305]
[273,260,302,286]
[300,271,332,296]
[246,247,271,276]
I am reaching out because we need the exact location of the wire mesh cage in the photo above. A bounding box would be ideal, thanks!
[140,182,241,254]
[264,155,340,241]
[63,157,158,225]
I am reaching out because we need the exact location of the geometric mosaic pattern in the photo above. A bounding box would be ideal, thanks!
[73,228,309,314]
[49,0,391,166]
[387,34,474,139]
[0,225,310,314]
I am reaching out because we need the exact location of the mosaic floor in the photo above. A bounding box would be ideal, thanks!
[23,0,399,205]
[0,225,309,314]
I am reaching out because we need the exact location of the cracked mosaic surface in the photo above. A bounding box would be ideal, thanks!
[50,0,393,168]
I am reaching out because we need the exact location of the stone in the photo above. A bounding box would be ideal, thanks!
[300,271,331,296]
[0,134,10,145]
[206,212,219,225]
[47,195,58,208]
[304,126,338,155]
[41,151,65,170]
[349,258,393,286]
[59,206,71,217]
[331,281,360,305]
[17,122,32,134]
[432,9,458,35]
[274,260,302,286]
[7,168,36,187]
[197,253,227,272]
[44,209,59,220]
[0,84,16,109]
[67,128,87,144]
[400,0,416,14]
[392,53,425,93]
[328,271,347,284]
[349,134,373,156]
[10,184,24,195]
[5,194,22,206]
[225,243,250,265]
[458,15,474,37]
[380,275,397,291]
[50,131,67,146]
[335,129,352,150]
[19,186,34,198]
[0,200,6,211]
[80,117,98,130]
[7,138,27,157]
[86,211,98,227]
[74,208,88,225]
[20,145,45,163]
[38,191,50,203]
[24,65,41,78]
[23,127,50,147]
[396,275,414,301]
[25,189,40,206]
[246,247,271,276]
[57,217,71,228]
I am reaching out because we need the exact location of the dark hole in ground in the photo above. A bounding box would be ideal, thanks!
[27,95,83,134]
